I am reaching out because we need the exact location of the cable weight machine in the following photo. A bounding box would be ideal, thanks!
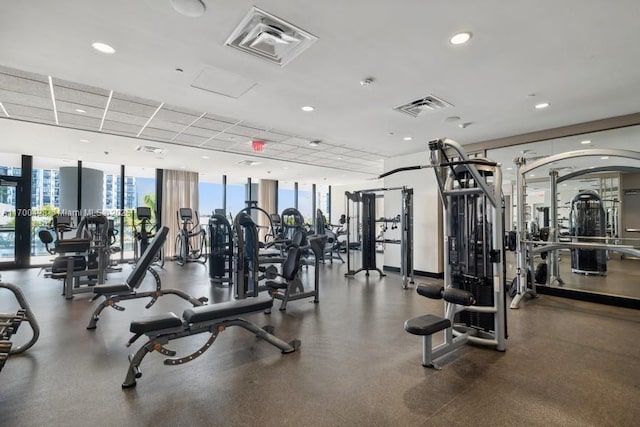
[344,186,414,288]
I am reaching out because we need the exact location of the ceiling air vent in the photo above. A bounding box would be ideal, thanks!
[135,145,166,154]
[393,94,453,118]
[237,160,261,166]
[225,7,318,66]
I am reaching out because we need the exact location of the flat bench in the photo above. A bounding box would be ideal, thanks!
[122,295,300,388]
[87,226,207,330]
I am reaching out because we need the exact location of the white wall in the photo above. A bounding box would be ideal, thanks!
[383,152,443,275]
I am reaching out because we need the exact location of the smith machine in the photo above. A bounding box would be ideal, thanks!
[344,187,414,288]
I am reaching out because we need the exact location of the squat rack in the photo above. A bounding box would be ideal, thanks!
[344,186,414,288]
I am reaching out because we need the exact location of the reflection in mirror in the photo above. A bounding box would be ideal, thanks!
[488,124,640,305]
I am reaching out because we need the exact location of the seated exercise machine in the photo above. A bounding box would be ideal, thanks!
[175,208,207,266]
[382,138,506,368]
[208,212,233,285]
[234,212,326,310]
[315,209,344,263]
[121,294,300,388]
[77,213,122,276]
[39,214,102,299]
[132,206,163,268]
[0,280,39,373]
[86,226,208,329]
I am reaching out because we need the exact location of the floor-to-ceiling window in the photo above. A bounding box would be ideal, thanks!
[226,177,246,219]
[0,153,22,265]
[298,183,313,225]
[30,156,68,265]
[278,181,295,215]
[198,173,223,226]
[123,166,156,260]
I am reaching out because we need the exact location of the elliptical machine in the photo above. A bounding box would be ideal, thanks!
[175,208,207,266]
[132,206,163,267]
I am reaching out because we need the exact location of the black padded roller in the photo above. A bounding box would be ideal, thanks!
[443,288,475,306]
[416,284,444,299]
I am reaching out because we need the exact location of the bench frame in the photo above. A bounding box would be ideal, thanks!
[122,298,299,388]
[86,226,207,330]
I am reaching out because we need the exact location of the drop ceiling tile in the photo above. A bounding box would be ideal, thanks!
[325,146,352,154]
[225,125,264,138]
[104,110,149,126]
[58,112,101,129]
[174,134,208,145]
[153,107,202,125]
[101,120,141,135]
[197,117,237,132]
[6,115,56,126]
[109,96,160,117]
[254,131,289,142]
[139,127,177,141]
[3,103,54,122]
[0,89,52,109]
[0,74,50,98]
[53,86,109,109]
[146,119,184,133]
[181,126,216,138]
[203,113,238,124]
[56,101,104,118]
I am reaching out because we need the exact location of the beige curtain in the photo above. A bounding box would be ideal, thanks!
[259,179,277,241]
[162,170,199,258]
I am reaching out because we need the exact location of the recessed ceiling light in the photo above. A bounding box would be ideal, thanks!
[359,78,374,86]
[337,156,343,160]
[600,156,609,160]
[92,42,116,54]
[529,173,536,177]
[535,102,550,109]
[301,106,315,112]
[403,137,413,141]
[562,183,568,187]
[201,155,209,159]
[75,109,86,113]
[581,140,592,145]
[171,0,206,17]
[444,116,460,122]
[79,139,89,143]
[506,167,513,171]
[309,140,320,147]
[387,132,394,136]
[450,32,472,45]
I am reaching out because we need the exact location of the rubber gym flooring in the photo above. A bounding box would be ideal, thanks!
[1,260,639,426]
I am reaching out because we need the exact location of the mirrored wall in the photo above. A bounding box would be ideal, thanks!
[488,124,640,304]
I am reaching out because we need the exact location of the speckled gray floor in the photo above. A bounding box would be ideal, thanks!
[1,260,639,426]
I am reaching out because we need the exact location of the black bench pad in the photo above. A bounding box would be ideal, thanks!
[93,283,132,295]
[130,312,182,334]
[416,284,444,299]
[183,295,274,324]
[404,314,451,336]
[265,280,287,290]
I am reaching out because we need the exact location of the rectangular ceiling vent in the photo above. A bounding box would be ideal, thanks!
[135,145,166,154]
[225,7,318,67]
[393,94,453,118]
[237,160,261,166]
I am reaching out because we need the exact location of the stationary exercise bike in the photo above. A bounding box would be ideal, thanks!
[175,208,207,266]
[132,206,164,268]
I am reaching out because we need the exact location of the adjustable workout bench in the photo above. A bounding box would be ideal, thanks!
[122,294,300,388]
[86,226,207,329]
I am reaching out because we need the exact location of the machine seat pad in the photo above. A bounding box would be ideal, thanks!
[265,280,288,290]
[130,312,182,334]
[93,283,132,295]
[416,284,444,299]
[404,314,451,336]
[183,295,274,324]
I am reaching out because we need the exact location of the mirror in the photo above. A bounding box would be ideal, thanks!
[487,124,640,303]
